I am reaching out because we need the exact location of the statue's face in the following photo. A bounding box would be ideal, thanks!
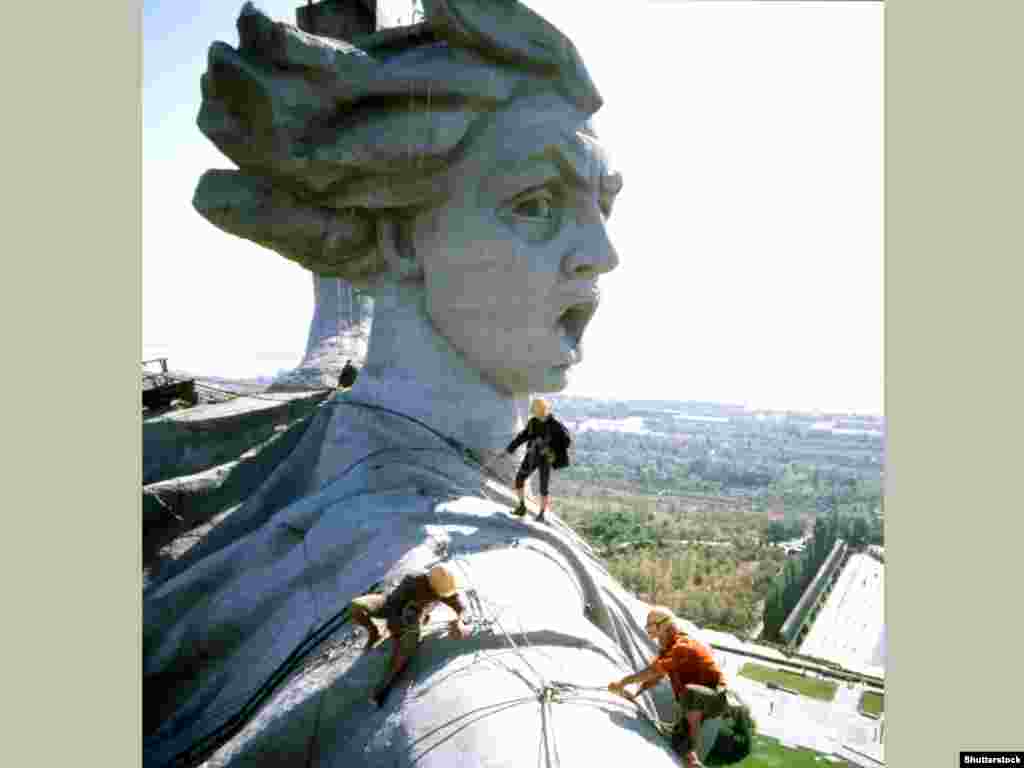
[413,96,621,394]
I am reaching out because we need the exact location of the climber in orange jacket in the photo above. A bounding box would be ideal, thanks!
[608,607,730,768]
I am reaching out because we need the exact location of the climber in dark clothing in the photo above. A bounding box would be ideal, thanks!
[350,563,468,707]
[338,359,358,388]
[506,398,571,522]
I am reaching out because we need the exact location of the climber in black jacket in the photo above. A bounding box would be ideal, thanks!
[506,398,572,522]
[338,359,359,389]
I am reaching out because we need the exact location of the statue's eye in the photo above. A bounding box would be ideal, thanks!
[500,185,562,243]
[512,189,555,220]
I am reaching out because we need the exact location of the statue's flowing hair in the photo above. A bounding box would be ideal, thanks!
[193,0,602,284]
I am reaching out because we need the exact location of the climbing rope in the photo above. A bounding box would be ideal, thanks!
[153,601,357,767]
[327,397,515,487]
[152,542,669,768]
[436,554,676,768]
[148,397,672,768]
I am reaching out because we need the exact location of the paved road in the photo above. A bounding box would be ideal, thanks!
[713,646,885,766]
[697,552,887,764]
[799,553,885,675]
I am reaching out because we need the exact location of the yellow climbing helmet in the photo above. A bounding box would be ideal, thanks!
[645,606,677,633]
[428,564,459,598]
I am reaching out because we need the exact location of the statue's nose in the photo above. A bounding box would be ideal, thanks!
[561,210,619,278]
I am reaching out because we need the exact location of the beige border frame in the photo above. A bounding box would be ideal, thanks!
[9,1,1024,766]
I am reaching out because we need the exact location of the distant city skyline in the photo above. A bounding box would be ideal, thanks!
[144,1,882,416]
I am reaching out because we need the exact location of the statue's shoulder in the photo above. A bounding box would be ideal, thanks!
[307,397,489,502]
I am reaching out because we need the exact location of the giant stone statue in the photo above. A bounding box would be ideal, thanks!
[144,2,728,765]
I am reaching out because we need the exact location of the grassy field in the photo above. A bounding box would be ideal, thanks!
[737,663,838,702]
[708,735,850,767]
[554,489,784,634]
[860,690,884,716]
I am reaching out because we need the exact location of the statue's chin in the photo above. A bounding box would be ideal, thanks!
[487,364,571,396]
[535,364,571,393]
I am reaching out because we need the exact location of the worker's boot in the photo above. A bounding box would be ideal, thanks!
[363,626,382,652]
[537,496,550,522]
[511,498,527,516]
[353,609,382,652]
[371,678,396,708]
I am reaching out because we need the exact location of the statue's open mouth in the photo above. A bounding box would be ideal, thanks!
[557,302,597,355]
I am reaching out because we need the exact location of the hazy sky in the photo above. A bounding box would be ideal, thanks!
[143,1,882,415]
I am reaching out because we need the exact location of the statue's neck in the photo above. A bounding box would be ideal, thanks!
[350,279,529,455]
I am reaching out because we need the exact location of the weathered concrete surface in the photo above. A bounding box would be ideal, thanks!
[269,2,394,393]
[143,410,329,587]
[269,275,372,392]
[143,403,700,768]
[300,277,371,365]
[143,391,329,486]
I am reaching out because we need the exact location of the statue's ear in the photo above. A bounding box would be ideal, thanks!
[377,216,424,281]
